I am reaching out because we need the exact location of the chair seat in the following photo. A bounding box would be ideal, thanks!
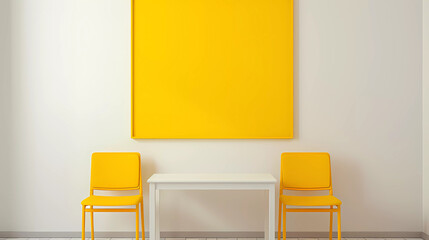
[81,195,142,206]
[280,195,342,206]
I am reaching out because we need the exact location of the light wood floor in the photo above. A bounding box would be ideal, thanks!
[0,238,424,240]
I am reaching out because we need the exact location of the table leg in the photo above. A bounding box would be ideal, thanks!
[156,187,160,240]
[265,184,275,240]
[265,194,268,240]
[150,183,156,240]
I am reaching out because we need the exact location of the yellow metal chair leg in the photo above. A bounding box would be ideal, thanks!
[278,200,282,240]
[82,205,86,240]
[329,206,333,240]
[337,206,341,240]
[136,204,140,240]
[141,201,145,239]
[90,206,94,240]
[282,205,286,240]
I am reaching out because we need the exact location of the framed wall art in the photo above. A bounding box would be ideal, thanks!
[131,0,293,138]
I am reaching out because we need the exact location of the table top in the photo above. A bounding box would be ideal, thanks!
[147,173,277,183]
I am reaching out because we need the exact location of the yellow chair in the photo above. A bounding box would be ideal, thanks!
[81,152,145,240]
[278,152,342,240]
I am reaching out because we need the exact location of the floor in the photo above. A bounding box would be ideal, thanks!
[0,238,423,240]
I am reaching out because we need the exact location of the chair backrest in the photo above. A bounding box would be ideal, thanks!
[90,152,141,191]
[281,152,332,190]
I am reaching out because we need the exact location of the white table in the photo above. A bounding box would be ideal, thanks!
[147,173,277,240]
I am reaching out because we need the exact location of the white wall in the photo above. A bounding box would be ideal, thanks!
[3,0,423,233]
[423,0,429,236]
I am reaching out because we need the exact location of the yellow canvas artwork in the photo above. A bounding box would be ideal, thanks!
[131,0,293,138]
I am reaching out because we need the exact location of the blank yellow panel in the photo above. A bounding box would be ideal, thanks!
[132,0,293,138]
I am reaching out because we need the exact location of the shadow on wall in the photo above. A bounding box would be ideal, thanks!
[141,155,157,190]
[332,154,412,231]
[0,0,12,230]
[293,0,300,140]
[331,155,384,231]
[332,155,362,230]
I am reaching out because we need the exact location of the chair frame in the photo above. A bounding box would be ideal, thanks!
[278,154,341,240]
[82,153,145,240]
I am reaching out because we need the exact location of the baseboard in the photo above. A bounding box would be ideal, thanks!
[0,231,424,238]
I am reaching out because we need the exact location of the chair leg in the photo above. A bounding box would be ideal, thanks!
[329,206,333,240]
[141,201,145,239]
[337,206,341,240]
[278,199,282,240]
[136,204,140,240]
[82,205,86,240]
[282,205,286,240]
[90,206,94,240]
